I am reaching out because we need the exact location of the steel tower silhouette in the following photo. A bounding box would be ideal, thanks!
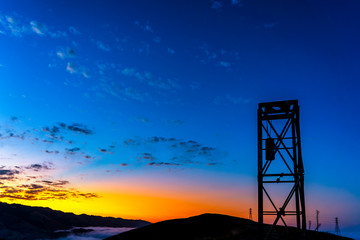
[335,217,340,235]
[257,100,306,238]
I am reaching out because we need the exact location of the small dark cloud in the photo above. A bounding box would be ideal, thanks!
[98,147,114,154]
[165,120,184,125]
[142,153,154,161]
[206,162,218,166]
[66,147,81,153]
[42,125,60,134]
[45,150,59,154]
[41,180,69,186]
[124,139,139,146]
[0,169,20,177]
[199,146,216,155]
[67,123,93,135]
[148,162,182,167]
[148,136,168,143]
[21,184,44,190]
[127,136,220,168]
[25,162,53,171]
[0,169,20,180]
[57,122,67,128]
[10,116,18,122]
[78,193,99,198]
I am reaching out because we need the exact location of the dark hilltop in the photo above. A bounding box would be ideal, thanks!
[0,202,150,240]
[105,213,353,240]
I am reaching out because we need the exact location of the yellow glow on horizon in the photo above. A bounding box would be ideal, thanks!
[0,169,255,222]
[1,187,251,223]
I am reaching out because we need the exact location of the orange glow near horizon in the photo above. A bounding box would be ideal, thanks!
[0,172,255,223]
[1,190,250,223]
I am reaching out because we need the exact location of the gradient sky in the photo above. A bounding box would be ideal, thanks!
[0,0,359,235]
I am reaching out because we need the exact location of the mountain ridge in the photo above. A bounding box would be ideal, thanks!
[0,201,150,240]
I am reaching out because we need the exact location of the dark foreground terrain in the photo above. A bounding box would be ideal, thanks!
[105,213,353,240]
[0,202,149,240]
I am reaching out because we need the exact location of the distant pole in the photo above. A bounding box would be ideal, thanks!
[309,220,311,230]
[315,210,321,231]
[335,217,340,235]
[249,208,253,221]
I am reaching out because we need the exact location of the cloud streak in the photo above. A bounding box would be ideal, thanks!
[123,136,220,169]
[30,20,47,36]
[0,163,99,201]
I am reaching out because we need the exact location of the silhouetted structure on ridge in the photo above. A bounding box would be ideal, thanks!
[315,210,321,231]
[257,100,306,239]
[335,217,340,235]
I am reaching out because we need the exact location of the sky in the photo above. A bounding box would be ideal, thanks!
[0,0,359,235]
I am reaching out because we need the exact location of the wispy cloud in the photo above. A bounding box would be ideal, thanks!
[124,87,144,102]
[148,162,181,167]
[96,41,111,52]
[3,120,95,162]
[231,0,243,7]
[196,43,239,69]
[190,81,201,90]
[165,120,185,125]
[153,36,161,43]
[211,1,223,9]
[67,123,94,135]
[56,47,75,59]
[121,68,136,77]
[98,145,115,154]
[214,94,250,105]
[66,62,78,74]
[66,62,90,78]
[134,20,154,33]
[218,61,231,67]
[25,162,54,171]
[264,22,277,29]
[121,67,181,92]
[0,13,67,38]
[167,48,175,54]
[210,0,243,9]
[123,136,220,169]
[68,26,81,35]
[30,20,47,36]
[134,116,151,123]
[0,14,28,37]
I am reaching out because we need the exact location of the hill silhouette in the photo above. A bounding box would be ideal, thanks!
[0,202,149,240]
[105,213,353,240]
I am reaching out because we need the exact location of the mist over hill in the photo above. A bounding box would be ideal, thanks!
[0,202,149,240]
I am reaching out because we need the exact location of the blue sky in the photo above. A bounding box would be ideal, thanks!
[0,0,359,235]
